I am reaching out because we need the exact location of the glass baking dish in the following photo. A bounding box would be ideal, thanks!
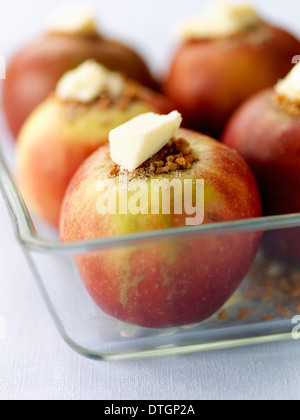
[1,116,300,362]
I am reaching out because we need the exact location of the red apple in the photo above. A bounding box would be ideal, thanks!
[60,129,262,328]
[222,88,300,262]
[164,25,300,139]
[3,32,156,138]
[16,80,173,228]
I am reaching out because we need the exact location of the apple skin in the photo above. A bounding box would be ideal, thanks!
[222,89,300,262]
[164,25,300,139]
[3,33,157,138]
[16,87,173,228]
[60,129,262,328]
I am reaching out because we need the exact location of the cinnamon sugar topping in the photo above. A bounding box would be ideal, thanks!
[61,81,140,120]
[275,94,300,117]
[109,137,199,178]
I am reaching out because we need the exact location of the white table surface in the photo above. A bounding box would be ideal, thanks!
[1,0,300,401]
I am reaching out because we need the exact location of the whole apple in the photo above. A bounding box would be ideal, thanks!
[16,77,173,228]
[164,25,300,138]
[222,88,300,263]
[3,31,156,139]
[60,129,262,328]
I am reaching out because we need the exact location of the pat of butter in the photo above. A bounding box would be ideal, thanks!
[56,60,125,103]
[109,111,183,172]
[178,2,262,40]
[275,62,300,103]
[48,3,98,35]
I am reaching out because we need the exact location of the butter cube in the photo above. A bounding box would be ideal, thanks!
[275,62,300,103]
[56,60,125,103]
[109,111,183,172]
[48,3,97,35]
[178,2,262,40]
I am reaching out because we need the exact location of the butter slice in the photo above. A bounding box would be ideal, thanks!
[56,60,125,103]
[275,62,300,103]
[48,3,98,35]
[109,111,183,172]
[178,2,262,40]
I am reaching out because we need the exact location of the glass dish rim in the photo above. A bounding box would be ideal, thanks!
[1,145,300,255]
[64,331,295,362]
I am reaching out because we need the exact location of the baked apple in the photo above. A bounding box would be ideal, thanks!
[60,112,262,329]
[2,3,156,138]
[16,61,173,228]
[222,62,300,262]
[164,2,300,138]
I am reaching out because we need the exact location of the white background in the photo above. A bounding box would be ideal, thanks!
[1,0,300,400]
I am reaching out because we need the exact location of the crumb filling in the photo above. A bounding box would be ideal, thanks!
[110,137,199,179]
[196,23,269,44]
[275,94,300,117]
[59,81,140,120]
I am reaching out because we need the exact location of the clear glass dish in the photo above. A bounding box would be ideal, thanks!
[0,118,299,362]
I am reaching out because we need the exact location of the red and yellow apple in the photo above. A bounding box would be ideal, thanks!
[222,84,300,262]
[2,11,156,138]
[16,74,173,228]
[60,129,262,328]
[164,17,300,138]
[223,89,300,215]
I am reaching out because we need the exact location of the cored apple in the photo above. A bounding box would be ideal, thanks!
[16,63,173,228]
[222,66,300,262]
[60,128,262,328]
[164,4,300,138]
[2,7,156,138]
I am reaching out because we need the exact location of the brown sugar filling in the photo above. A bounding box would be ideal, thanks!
[110,137,199,179]
[275,94,300,117]
[59,81,141,120]
[202,23,270,45]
